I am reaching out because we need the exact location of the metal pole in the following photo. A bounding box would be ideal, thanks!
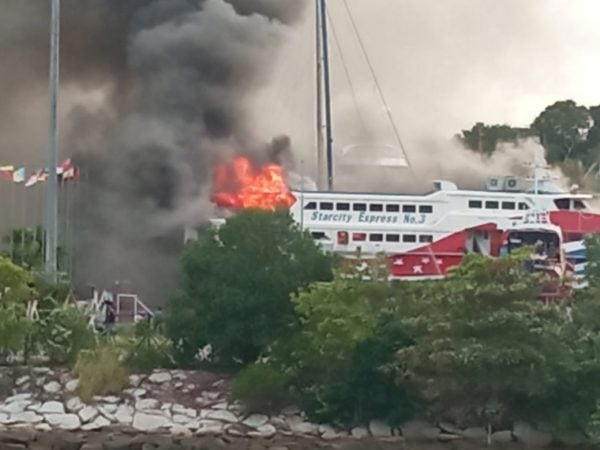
[315,0,324,190]
[45,0,60,280]
[319,0,334,191]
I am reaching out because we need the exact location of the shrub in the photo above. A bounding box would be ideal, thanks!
[33,301,96,366]
[0,256,36,305]
[232,363,292,412]
[0,304,32,360]
[121,320,174,372]
[75,344,129,402]
[167,209,333,366]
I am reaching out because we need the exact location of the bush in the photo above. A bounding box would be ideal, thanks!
[232,363,292,412]
[75,344,129,402]
[0,256,36,305]
[121,320,174,372]
[32,301,96,366]
[0,304,32,360]
[167,209,333,366]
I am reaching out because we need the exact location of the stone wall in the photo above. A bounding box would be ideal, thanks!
[0,367,588,449]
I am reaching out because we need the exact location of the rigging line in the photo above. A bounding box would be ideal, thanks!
[341,0,414,172]
[326,7,369,137]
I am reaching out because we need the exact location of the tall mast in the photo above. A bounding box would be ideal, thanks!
[45,0,60,280]
[318,0,334,191]
[315,0,324,190]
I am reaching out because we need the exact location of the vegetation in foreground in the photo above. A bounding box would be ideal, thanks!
[3,211,600,442]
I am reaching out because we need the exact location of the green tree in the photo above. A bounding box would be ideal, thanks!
[459,122,531,155]
[531,100,592,163]
[167,209,333,366]
[394,253,567,427]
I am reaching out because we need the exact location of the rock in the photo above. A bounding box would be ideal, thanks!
[44,413,81,430]
[286,416,318,435]
[129,374,143,387]
[132,412,171,431]
[0,401,30,414]
[187,384,196,390]
[170,425,193,437]
[439,422,461,434]
[438,433,462,442]
[79,406,99,423]
[319,425,343,440]
[0,412,14,424]
[172,404,197,418]
[148,372,172,384]
[26,402,41,412]
[32,367,51,374]
[248,423,277,438]
[81,415,111,431]
[196,419,225,435]
[513,422,553,447]
[15,376,29,387]
[135,398,160,411]
[202,391,221,400]
[491,430,513,443]
[351,427,369,439]
[132,388,147,397]
[401,420,440,441]
[66,397,85,412]
[369,420,392,437]
[65,379,79,392]
[204,409,239,423]
[43,381,61,394]
[5,394,32,403]
[34,423,51,432]
[11,411,43,424]
[242,414,269,428]
[38,401,65,414]
[95,395,120,404]
[462,426,487,442]
[212,402,229,410]
[114,404,134,424]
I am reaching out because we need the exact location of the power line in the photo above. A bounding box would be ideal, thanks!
[341,0,414,172]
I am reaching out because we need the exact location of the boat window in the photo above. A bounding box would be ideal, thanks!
[336,202,350,211]
[369,233,384,242]
[312,232,328,240]
[518,202,530,210]
[501,201,516,210]
[419,205,433,214]
[485,201,499,209]
[304,202,317,210]
[574,200,587,210]
[403,205,416,213]
[352,232,366,241]
[386,234,400,242]
[403,234,417,243]
[469,200,482,209]
[554,199,570,210]
[419,235,433,243]
[320,202,334,210]
[386,204,400,212]
[370,204,384,212]
[353,203,367,212]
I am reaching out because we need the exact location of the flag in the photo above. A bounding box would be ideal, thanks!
[25,172,39,188]
[57,158,73,177]
[0,166,14,181]
[62,166,79,181]
[12,167,25,183]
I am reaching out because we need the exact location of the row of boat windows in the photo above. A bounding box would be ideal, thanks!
[468,200,530,210]
[312,231,434,243]
[305,201,434,214]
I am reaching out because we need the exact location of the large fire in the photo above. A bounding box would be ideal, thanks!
[212,156,296,210]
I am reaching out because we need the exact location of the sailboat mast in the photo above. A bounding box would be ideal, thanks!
[315,0,324,190]
[318,0,334,191]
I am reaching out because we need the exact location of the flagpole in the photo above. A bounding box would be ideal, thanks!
[9,181,16,262]
[21,180,27,266]
[45,0,60,280]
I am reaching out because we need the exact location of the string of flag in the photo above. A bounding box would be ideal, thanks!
[0,159,79,187]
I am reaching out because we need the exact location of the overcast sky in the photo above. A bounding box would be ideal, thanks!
[251,0,600,165]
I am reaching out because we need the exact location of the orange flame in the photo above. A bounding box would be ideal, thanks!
[212,156,296,210]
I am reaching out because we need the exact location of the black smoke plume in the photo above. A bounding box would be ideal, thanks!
[0,0,307,304]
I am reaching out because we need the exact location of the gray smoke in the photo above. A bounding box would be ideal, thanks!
[0,0,307,304]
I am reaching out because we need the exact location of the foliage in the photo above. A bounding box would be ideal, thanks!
[75,343,129,402]
[232,363,292,412]
[32,300,96,366]
[393,253,569,427]
[167,209,333,366]
[120,319,174,372]
[0,304,32,358]
[0,256,36,305]
[2,227,44,270]
[459,122,532,155]
[257,274,417,427]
